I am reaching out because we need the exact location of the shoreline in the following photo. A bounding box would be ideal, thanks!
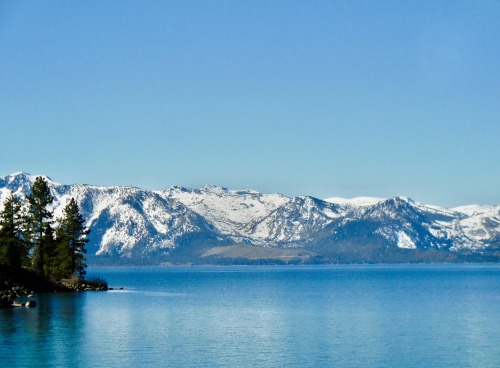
[0,276,108,309]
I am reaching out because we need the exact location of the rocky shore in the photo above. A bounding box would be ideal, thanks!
[59,277,108,292]
[0,276,108,309]
[0,280,31,308]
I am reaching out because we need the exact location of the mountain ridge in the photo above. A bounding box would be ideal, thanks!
[1,172,498,264]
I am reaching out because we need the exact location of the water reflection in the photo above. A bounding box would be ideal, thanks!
[2,265,500,368]
[0,292,85,367]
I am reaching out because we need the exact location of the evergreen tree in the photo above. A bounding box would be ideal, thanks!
[56,198,89,279]
[43,224,59,280]
[26,176,54,278]
[0,193,25,277]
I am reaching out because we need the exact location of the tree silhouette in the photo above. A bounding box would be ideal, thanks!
[26,177,54,278]
[56,198,89,279]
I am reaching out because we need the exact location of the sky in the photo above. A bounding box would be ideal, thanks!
[1,1,499,208]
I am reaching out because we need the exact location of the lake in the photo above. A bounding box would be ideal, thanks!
[1,264,500,367]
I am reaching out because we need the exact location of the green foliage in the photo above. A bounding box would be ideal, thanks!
[55,198,89,279]
[86,275,108,289]
[0,177,90,283]
[0,193,25,277]
[26,176,54,277]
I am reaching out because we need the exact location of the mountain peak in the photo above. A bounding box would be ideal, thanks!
[0,172,56,197]
[201,184,228,192]
[325,196,384,207]
[4,172,56,184]
[1,172,499,264]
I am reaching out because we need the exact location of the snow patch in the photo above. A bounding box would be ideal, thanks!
[397,231,416,249]
[325,196,384,207]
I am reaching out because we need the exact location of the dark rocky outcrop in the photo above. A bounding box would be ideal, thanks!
[0,272,108,309]
[59,276,108,292]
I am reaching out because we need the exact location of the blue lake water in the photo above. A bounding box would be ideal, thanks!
[1,264,500,367]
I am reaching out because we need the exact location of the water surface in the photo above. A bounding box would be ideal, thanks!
[1,264,499,367]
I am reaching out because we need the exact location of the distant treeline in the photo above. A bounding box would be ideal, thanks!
[0,177,89,281]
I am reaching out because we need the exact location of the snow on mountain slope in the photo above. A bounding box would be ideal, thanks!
[391,200,500,251]
[0,172,55,199]
[160,184,289,240]
[332,196,444,250]
[0,173,221,257]
[325,196,384,207]
[344,197,500,252]
[243,196,347,245]
[451,205,500,249]
[1,172,499,261]
[58,184,220,256]
[453,204,500,216]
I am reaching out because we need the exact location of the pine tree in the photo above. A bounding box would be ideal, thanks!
[56,198,89,279]
[0,192,25,277]
[43,224,59,280]
[26,176,54,278]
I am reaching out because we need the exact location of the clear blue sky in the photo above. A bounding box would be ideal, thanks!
[1,1,499,207]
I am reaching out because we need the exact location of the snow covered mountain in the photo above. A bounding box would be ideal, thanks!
[160,184,289,242]
[0,173,222,259]
[323,196,500,253]
[0,172,498,264]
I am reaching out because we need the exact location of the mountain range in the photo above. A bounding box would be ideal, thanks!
[1,172,498,264]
